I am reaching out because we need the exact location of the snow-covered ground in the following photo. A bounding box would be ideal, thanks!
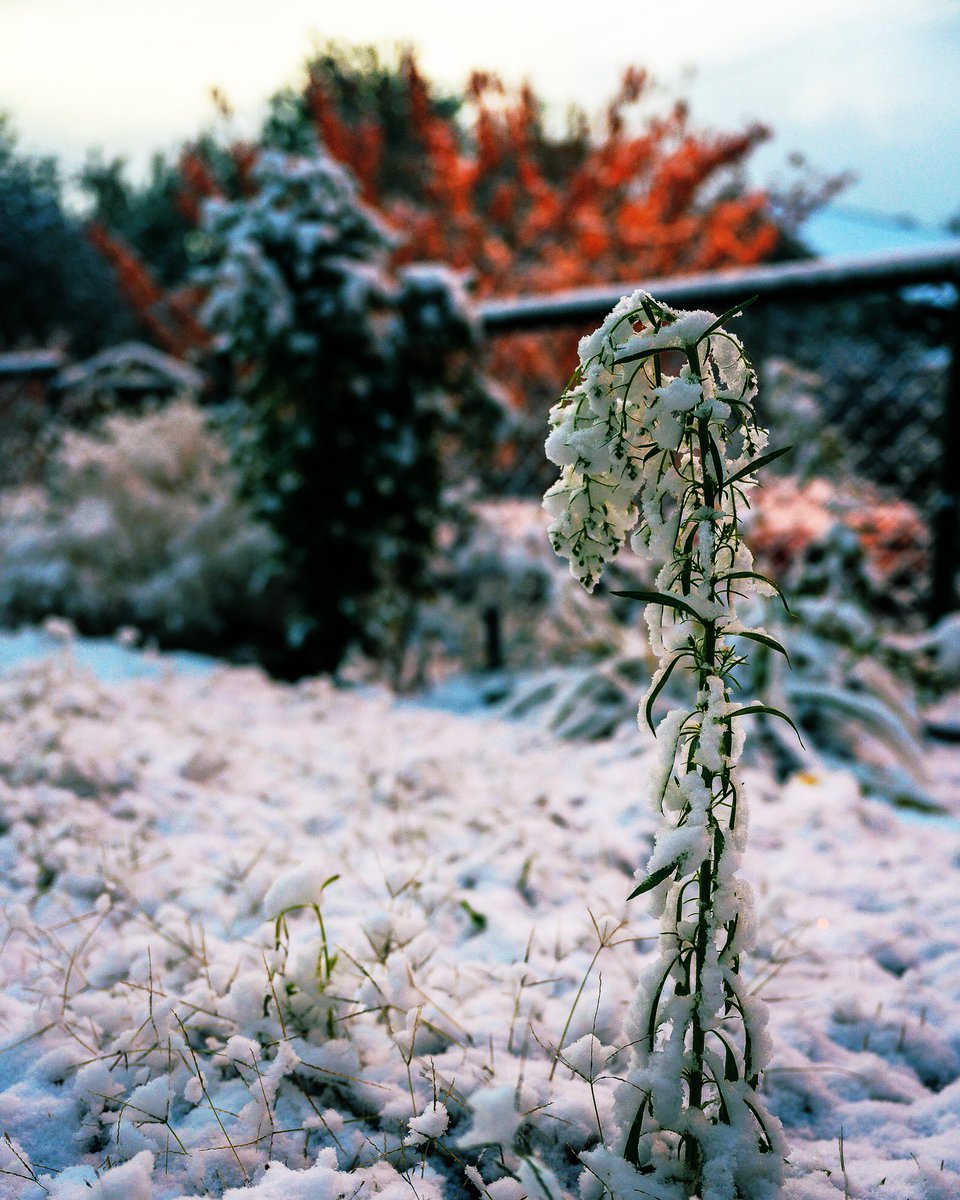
[0,646,958,1199]
[0,628,215,684]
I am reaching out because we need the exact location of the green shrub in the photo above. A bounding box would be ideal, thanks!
[195,146,501,678]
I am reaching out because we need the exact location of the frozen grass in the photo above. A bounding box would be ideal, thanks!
[0,648,955,1197]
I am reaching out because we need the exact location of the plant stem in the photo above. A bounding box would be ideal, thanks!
[685,383,718,1182]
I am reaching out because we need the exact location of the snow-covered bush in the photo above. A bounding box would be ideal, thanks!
[431,484,932,816]
[196,146,501,678]
[734,519,935,810]
[416,500,654,683]
[0,400,282,651]
[544,292,788,1196]
[746,475,929,618]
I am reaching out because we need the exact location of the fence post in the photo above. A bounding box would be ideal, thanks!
[931,279,960,620]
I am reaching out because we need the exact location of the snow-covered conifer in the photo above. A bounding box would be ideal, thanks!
[196,146,500,677]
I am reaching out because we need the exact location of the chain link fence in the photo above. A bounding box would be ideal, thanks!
[478,246,960,620]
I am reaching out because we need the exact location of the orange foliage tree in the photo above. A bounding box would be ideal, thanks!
[87,222,208,359]
[89,48,817,451]
[306,60,779,290]
[289,52,793,482]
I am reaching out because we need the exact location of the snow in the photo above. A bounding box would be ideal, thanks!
[405,1101,450,1145]
[560,1034,617,1081]
[0,644,957,1198]
[0,626,216,683]
[43,1151,155,1200]
[262,866,335,918]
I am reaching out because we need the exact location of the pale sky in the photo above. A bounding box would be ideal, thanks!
[3,0,959,234]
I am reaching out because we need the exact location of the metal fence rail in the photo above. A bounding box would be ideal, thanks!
[476,244,960,619]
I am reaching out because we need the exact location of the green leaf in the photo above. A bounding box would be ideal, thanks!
[613,345,664,366]
[744,1097,776,1152]
[627,859,679,900]
[731,703,805,747]
[644,652,686,734]
[610,589,703,622]
[459,899,488,932]
[639,296,661,328]
[623,1094,650,1169]
[722,444,792,487]
[679,525,698,595]
[737,629,791,665]
[646,955,678,1050]
[707,434,725,488]
[695,295,758,343]
[721,570,792,614]
[719,1032,741,1082]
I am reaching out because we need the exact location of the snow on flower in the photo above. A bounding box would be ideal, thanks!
[544,289,761,593]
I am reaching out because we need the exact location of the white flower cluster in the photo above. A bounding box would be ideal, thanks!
[543,290,763,593]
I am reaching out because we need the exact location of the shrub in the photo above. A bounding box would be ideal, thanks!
[747,475,929,617]
[0,400,282,652]
[195,145,501,678]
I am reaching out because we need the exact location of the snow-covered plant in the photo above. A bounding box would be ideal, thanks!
[544,292,790,1197]
[0,400,281,652]
[196,146,501,679]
